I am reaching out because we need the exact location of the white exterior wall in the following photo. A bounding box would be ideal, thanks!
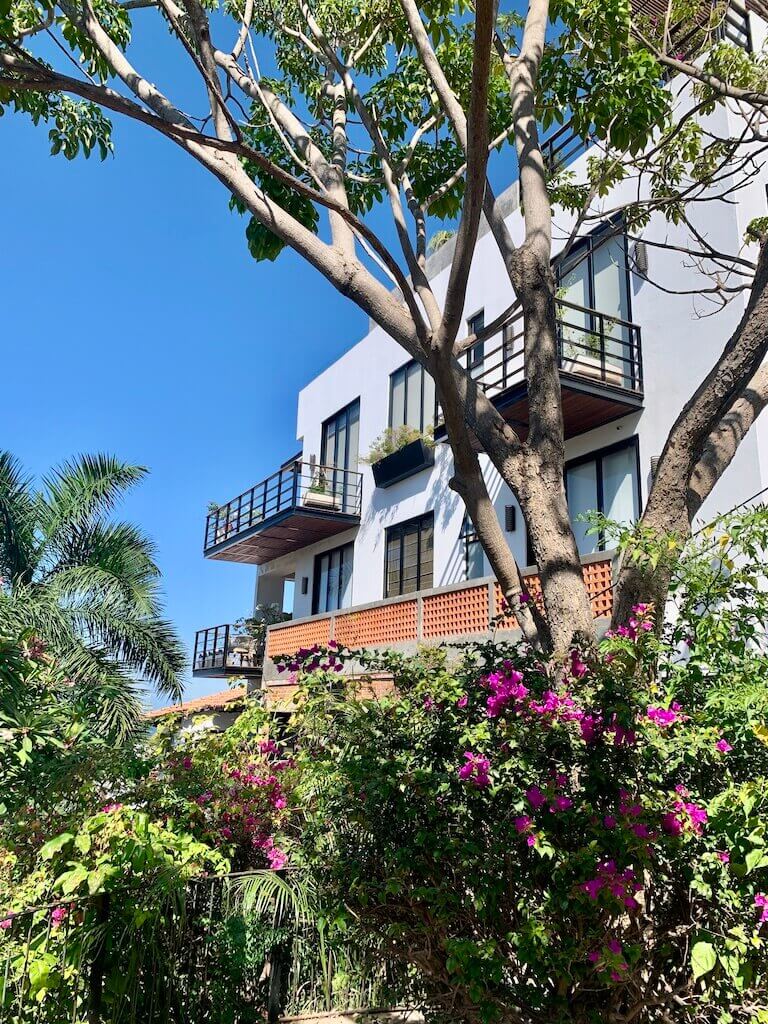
[255,26,768,618]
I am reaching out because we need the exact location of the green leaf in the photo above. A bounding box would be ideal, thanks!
[691,941,717,981]
[40,833,74,861]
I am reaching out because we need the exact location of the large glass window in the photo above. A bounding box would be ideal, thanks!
[565,439,640,555]
[320,399,360,512]
[557,223,631,385]
[385,512,434,597]
[462,515,485,580]
[390,360,435,433]
[312,542,354,614]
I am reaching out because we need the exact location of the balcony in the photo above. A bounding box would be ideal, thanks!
[261,553,615,694]
[192,624,265,678]
[204,461,363,564]
[437,299,643,443]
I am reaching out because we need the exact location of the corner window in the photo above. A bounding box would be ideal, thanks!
[385,512,434,597]
[466,309,485,380]
[556,223,633,386]
[462,515,484,580]
[312,542,354,614]
[565,438,640,555]
[389,360,435,433]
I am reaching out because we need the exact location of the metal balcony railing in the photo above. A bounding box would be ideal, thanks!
[466,298,643,401]
[193,624,264,676]
[205,461,363,553]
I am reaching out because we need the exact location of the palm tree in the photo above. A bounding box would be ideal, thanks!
[0,452,185,737]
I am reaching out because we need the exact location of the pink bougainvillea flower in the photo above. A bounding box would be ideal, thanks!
[755,893,768,922]
[423,697,436,711]
[268,847,288,870]
[182,756,193,770]
[715,738,733,754]
[526,785,546,810]
[273,796,287,810]
[646,702,687,728]
[514,815,532,833]
[458,752,491,788]
[519,591,531,605]
[0,918,12,932]
[717,850,730,863]
[456,695,468,708]
[259,739,278,755]
[101,803,123,813]
[603,815,617,829]
[550,795,573,813]
[569,650,588,678]
[51,906,68,927]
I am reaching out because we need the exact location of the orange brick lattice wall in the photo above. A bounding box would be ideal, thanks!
[265,617,332,658]
[266,558,614,657]
[422,585,490,639]
[495,560,613,629]
[335,600,418,647]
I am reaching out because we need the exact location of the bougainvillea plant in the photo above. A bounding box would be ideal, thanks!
[280,509,768,1023]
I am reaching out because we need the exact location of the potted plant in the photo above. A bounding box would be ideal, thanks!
[362,425,435,488]
[303,468,339,509]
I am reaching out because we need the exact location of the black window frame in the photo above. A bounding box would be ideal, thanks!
[555,218,633,323]
[466,309,485,376]
[461,514,484,581]
[312,540,355,615]
[525,436,641,565]
[384,511,434,598]
[564,436,642,552]
[388,359,436,433]
[320,398,361,470]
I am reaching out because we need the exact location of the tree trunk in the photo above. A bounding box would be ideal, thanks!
[513,247,596,654]
[613,241,768,625]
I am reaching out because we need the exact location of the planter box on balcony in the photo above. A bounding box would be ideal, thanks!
[371,438,435,489]
[303,489,339,511]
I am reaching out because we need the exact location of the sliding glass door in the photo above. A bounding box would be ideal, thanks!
[320,399,360,513]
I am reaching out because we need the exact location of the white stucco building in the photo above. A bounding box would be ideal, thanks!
[193,2,768,698]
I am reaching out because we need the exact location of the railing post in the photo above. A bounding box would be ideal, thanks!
[292,462,300,509]
[599,311,606,381]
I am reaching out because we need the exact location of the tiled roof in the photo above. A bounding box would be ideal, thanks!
[146,685,248,720]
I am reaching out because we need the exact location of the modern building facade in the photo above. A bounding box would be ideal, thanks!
[194,2,768,705]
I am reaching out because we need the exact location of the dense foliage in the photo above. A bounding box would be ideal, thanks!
[283,508,768,1023]
[0,452,185,736]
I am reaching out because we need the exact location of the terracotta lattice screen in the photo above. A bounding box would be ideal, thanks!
[422,584,490,639]
[265,617,332,657]
[266,558,614,659]
[334,601,418,647]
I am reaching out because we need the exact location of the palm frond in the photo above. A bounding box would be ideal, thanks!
[39,454,147,559]
[232,870,316,929]
[0,451,38,586]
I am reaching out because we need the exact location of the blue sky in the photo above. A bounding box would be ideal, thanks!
[0,31,371,705]
[1,12,522,706]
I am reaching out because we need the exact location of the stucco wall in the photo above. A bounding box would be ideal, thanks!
[253,55,768,616]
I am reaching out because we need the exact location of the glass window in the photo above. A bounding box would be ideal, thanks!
[320,400,360,512]
[466,310,485,380]
[385,513,434,597]
[313,542,354,614]
[565,439,640,555]
[462,516,484,580]
[389,360,434,432]
[556,223,631,384]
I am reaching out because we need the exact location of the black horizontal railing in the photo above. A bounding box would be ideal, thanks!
[466,298,643,400]
[541,120,589,174]
[205,461,363,551]
[716,0,752,50]
[193,624,263,675]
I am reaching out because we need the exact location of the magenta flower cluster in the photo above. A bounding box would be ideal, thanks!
[661,786,708,837]
[582,860,642,912]
[458,752,491,788]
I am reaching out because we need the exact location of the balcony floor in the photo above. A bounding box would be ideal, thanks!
[437,372,643,446]
[498,373,644,441]
[205,507,361,564]
[192,661,264,679]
